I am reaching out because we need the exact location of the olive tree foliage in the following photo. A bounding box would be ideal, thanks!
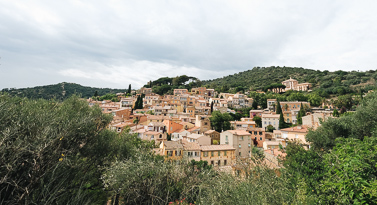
[102,154,215,205]
[306,91,377,151]
[0,94,114,204]
[197,165,295,204]
[318,137,377,204]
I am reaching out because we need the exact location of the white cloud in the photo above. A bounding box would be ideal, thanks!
[1,0,377,89]
[58,60,233,88]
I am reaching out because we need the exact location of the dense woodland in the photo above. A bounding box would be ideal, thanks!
[203,66,377,96]
[2,67,377,100]
[143,75,203,95]
[1,92,377,204]
[1,82,128,101]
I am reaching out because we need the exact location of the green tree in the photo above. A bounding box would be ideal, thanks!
[266,125,275,132]
[306,91,377,151]
[333,109,339,117]
[276,101,282,114]
[297,103,306,125]
[253,116,262,128]
[282,141,325,200]
[279,112,286,129]
[127,84,131,95]
[308,93,322,107]
[318,137,377,204]
[133,117,139,124]
[209,111,232,132]
[251,147,265,160]
[252,100,258,109]
[0,95,113,204]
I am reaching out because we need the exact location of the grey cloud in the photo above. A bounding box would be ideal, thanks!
[1,0,377,89]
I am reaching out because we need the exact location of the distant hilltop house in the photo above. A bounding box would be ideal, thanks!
[282,77,311,92]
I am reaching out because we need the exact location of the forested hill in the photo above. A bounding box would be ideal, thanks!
[203,66,377,95]
[1,82,127,100]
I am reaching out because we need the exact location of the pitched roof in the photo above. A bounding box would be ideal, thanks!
[149,122,165,127]
[187,126,200,132]
[204,130,218,134]
[262,114,280,118]
[226,130,251,136]
[186,134,206,139]
[163,141,183,150]
[246,127,265,132]
[201,145,236,151]
[182,141,201,150]
[281,125,309,133]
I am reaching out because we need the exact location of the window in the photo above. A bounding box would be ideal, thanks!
[248,143,251,147]
[259,132,262,135]
[224,160,227,165]
[255,137,257,140]
[225,136,228,141]
[203,152,208,157]
[211,152,214,157]
[218,160,221,166]
[151,135,154,140]
[239,144,241,148]
[239,152,241,156]
[254,131,257,135]
[224,151,227,156]
[260,137,263,141]
[211,160,214,165]
[240,136,244,141]
[195,152,198,157]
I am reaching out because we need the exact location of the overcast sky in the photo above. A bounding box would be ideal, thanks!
[1,0,377,89]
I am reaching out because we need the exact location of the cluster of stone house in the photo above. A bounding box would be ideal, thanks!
[251,100,333,152]
[88,86,335,170]
[281,77,312,92]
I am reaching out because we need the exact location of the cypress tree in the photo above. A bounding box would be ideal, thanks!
[252,100,258,109]
[276,101,282,114]
[127,84,131,95]
[138,96,143,109]
[297,103,306,124]
[279,112,285,129]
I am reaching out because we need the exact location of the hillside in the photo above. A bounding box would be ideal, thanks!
[202,66,377,96]
[1,82,127,100]
[3,67,377,100]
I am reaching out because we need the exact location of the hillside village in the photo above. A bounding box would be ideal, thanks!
[3,76,377,204]
[87,77,339,171]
